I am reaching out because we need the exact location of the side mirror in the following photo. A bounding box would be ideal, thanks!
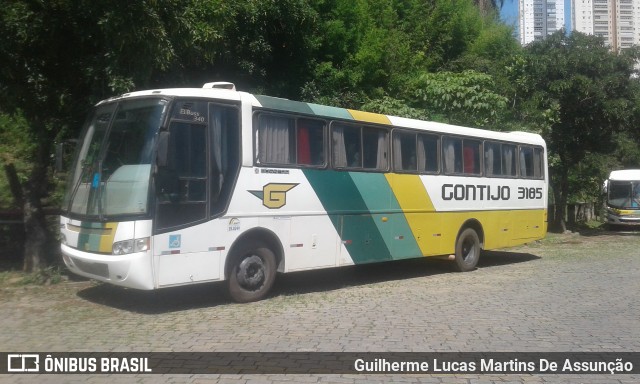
[54,139,78,173]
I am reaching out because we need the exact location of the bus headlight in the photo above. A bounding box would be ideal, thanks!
[113,237,150,255]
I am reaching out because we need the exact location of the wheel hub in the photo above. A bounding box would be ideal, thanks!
[237,255,266,290]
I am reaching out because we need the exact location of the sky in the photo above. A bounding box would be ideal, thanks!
[500,0,573,38]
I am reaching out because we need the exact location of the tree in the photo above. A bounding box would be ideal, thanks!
[408,70,508,127]
[474,0,505,15]
[0,0,186,271]
[0,0,329,271]
[521,31,638,231]
[303,0,509,108]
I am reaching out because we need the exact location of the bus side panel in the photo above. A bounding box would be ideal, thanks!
[422,175,547,251]
[384,173,443,256]
[302,169,391,264]
[287,215,340,271]
[153,218,232,287]
[229,168,344,272]
[302,169,428,265]
[349,172,423,261]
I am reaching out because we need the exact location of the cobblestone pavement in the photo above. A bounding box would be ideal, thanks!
[1,231,639,383]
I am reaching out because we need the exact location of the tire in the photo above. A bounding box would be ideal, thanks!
[453,228,480,272]
[228,243,277,303]
[605,223,620,231]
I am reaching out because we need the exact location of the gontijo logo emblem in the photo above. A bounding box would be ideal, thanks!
[249,183,298,209]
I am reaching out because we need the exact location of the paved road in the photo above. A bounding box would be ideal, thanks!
[1,231,639,383]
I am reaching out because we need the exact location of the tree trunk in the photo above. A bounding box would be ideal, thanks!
[21,144,52,272]
[552,166,569,233]
[22,198,48,272]
[3,163,24,207]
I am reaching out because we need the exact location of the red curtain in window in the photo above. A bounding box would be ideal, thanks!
[463,146,475,174]
[297,125,311,165]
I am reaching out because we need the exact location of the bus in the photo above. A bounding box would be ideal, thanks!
[60,82,548,302]
[603,169,640,227]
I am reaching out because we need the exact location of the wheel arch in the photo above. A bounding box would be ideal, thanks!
[457,219,485,250]
[225,227,285,279]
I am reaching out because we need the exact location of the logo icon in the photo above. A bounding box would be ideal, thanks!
[7,354,40,372]
[169,234,181,249]
[249,183,298,209]
[228,218,240,232]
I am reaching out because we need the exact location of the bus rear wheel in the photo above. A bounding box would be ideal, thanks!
[454,228,480,272]
[228,244,276,303]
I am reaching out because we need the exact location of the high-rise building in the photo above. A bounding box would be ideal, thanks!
[519,0,566,45]
[572,0,640,51]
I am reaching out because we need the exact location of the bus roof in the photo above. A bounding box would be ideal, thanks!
[608,169,640,181]
[102,82,546,147]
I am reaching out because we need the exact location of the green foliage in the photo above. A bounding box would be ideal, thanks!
[613,132,640,168]
[0,112,33,209]
[216,0,320,97]
[524,32,636,165]
[360,96,431,121]
[519,31,639,228]
[303,0,499,105]
[409,70,508,127]
[566,152,617,204]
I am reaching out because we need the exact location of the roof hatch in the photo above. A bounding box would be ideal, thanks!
[202,82,236,91]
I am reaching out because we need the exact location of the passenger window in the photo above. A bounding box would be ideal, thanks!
[463,140,481,175]
[484,142,502,176]
[256,114,295,165]
[255,114,326,167]
[297,119,325,166]
[443,137,480,175]
[393,131,417,172]
[443,137,462,174]
[502,144,517,177]
[333,123,388,171]
[533,147,544,179]
[418,133,439,173]
[484,142,516,177]
[519,146,535,178]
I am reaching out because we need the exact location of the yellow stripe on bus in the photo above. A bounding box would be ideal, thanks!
[385,173,441,255]
[347,109,392,125]
[99,222,118,253]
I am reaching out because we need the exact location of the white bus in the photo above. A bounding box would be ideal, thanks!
[604,169,640,227]
[60,82,548,302]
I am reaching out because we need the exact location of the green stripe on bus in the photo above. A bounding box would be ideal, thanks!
[254,95,315,115]
[307,104,353,120]
[77,221,102,253]
[302,169,392,263]
[349,173,422,259]
[255,95,353,120]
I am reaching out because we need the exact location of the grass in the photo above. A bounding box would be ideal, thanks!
[0,265,66,287]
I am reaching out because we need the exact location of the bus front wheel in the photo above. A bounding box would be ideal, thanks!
[454,228,480,272]
[228,243,276,303]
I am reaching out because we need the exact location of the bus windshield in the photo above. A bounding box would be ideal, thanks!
[63,98,168,218]
[608,181,640,209]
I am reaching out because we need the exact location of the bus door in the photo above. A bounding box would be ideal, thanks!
[153,100,240,286]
